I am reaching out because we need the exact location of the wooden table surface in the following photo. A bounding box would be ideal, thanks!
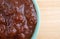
[37,0,60,39]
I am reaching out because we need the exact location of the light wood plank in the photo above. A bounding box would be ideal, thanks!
[37,0,60,39]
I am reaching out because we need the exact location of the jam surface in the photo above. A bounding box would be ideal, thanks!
[0,0,37,39]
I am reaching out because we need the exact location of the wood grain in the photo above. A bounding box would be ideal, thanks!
[37,0,60,39]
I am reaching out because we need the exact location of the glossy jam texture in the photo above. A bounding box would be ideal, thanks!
[0,0,37,39]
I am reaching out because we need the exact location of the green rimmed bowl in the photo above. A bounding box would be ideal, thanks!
[31,0,40,39]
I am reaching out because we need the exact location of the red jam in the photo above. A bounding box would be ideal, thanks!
[0,0,37,39]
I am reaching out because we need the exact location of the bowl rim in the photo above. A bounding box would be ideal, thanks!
[31,0,40,39]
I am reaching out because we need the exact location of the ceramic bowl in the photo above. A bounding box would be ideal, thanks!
[31,0,40,39]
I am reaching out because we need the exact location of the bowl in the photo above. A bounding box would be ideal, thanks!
[31,0,40,39]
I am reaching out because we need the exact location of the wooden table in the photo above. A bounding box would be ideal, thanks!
[37,0,60,39]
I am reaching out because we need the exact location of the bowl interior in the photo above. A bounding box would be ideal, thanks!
[31,0,40,39]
